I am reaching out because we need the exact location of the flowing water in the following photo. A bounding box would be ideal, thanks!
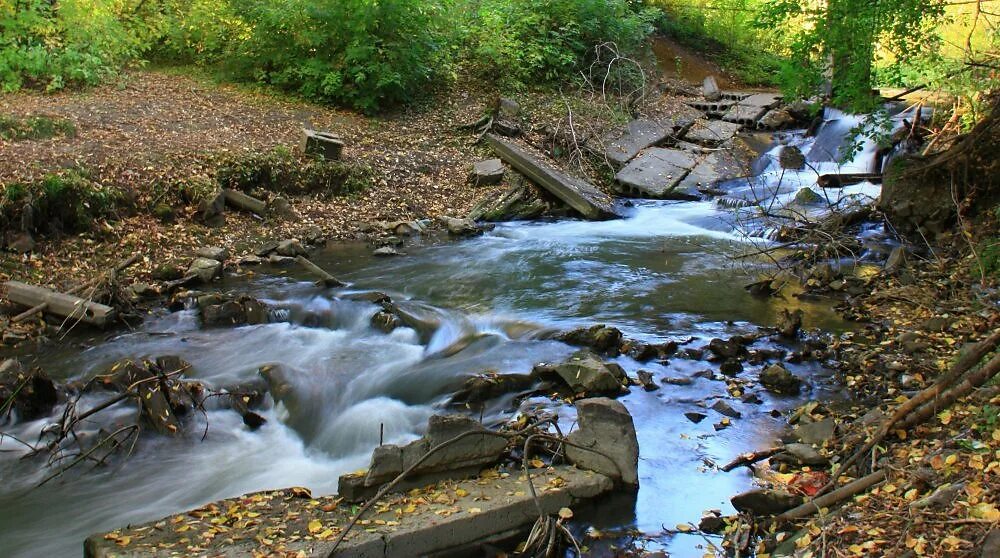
[0,106,922,557]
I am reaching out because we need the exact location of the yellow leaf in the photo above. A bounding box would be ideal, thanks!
[116,536,131,547]
[970,502,1000,521]
[308,519,323,534]
[558,507,574,520]
[467,507,482,514]
[529,458,545,468]
[945,454,958,466]
[455,488,468,497]
[676,524,692,532]
[939,410,952,425]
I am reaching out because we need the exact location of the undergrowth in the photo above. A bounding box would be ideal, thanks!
[1,169,126,236]
[215,148,374,197]
[0,115,76,141]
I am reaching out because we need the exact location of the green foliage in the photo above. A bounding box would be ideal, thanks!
[976,237,1000,278]
[467,0,655,89]
[1,169,125,235]
[0,114,76,141]
[0,0,163,92]
[216,149,373,197]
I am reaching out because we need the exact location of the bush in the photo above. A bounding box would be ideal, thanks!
[467,0,655,89]
[1,169,125,235]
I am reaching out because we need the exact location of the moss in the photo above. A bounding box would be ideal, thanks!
[0,169,125,236]
[153,203,176,224]
[0,115,76,141]
[215,148,372,197]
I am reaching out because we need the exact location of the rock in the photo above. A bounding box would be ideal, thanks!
[255,240,280,257]
[268,197,300,221]
[200,296,269,327]
[152,263,185,281]
[187,257,223,284]
[758,108,796,130]
[471,159,505,186]
[760,363,802,395]
[565,398,639,485]
[884,246,907,273]
[698,511,726,534]
[498,97,520,119]
[371,310,402,333]
[439,216,488,237]
[910,482,965,510]
[703,76,722,101]
[196,190,226,228]
[707,337,747,360]
[794,417,836,446]
[275,239,306,257]
[731,489,801,516]
[301,129,344,160]
[196,246,229,262]
[779,443,828,466]
[635,370,659,392]
[0,362,58,421]
[794,187,824,205]
[6,231,35,253]
[778,145,806,170]
[267,254,296,266]
[664,376,694,386]
[130,282,159,298]
[550,350,627,395]
[243,411,267,430]
[373,246,404,257]
[449,373,535,405]
[557,325,623,356]
[720,359,743,376]
[980,529,1000,558]
[776,308,803,338]
[922,316,951,332]
[711,400,741,419]
[684,411,707,423]
[153,203,175,224]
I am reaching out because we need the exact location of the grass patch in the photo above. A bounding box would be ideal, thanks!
[1,169,126,235]
[0,115,76,141]
[215,147,373,197]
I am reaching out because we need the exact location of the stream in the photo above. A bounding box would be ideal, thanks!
[0,105,923,557]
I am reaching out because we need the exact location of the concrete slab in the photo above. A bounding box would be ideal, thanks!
[614,147,699,199]
[684,119,743,145]
[721,104,769,127]
[602,119,672,167]
[677,149,751,195]
[741,93,782,109]
[488,135,618,220]
[85,466,614,558]
[686,99,735,118]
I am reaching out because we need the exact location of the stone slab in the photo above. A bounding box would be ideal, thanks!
[614,147,699,199]
[677,150,748,195]
[684,119,743,145]
[686,99,735,118]
[721,104,770,126]
[488,135,618,220]
[85,466,613,558]
[741,93,782,108]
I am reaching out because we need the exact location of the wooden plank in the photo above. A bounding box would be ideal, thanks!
[487,135,618,220]
[223,189,267,215]
[4,281,115,327]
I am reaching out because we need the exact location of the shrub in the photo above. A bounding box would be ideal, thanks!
[0,115,76,141]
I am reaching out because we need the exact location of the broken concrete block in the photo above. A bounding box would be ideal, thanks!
[703,76,722,101]
[471,159,505,186]
[684,119,742,145]
[301,129,344,160]
[614,147,699,199]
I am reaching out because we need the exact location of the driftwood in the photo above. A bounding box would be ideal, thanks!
[4,281,116,327]
[778,469,887,521]
[817,173,883,188]
[223,189,267,215]
[295,256,344,287]
[721,447,783,472]
[11,254,138,324]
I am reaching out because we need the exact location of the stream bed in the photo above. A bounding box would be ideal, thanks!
[0,106,919,557]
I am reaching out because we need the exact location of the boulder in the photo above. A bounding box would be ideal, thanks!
[703,76,722,102]
[760,363,802,395]
[195,190,226,228]
[187,257,222,284]
[731,489,801,516]
[371,310,402,333]
[471,159,505,186]
[200,297,269,327]
[439,216,489,237]
[711,400,742,419]
[794,187,824,205]
[557,324,623,356]
[635,370,659,392]
[778,443,828,466]
[6,232,35,253]
[884,245,907,273]
[268,197,301,221]
[0,361,58,421]
[195,246,229,262]
[779,146,806,170]
[758,108,796,130]
[684,412,707,423]
[776,308,803,338]
[549,350,627,395]
[565,398,639,485]
[707,337,747,360]
[449,373,535,405]
[152,263,185,281]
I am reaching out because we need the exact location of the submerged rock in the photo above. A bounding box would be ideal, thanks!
[0,360,58,421]
[557,324,623,356]
[187,257,222,284]
[760,363,802,395]
[449,373,535,406]
[731,489,801,516]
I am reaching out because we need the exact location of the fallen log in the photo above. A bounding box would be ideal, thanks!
[721,447,783,472]
[11,254,139,324]
[3,281,116,327]
[817,173,883,188]
[223,189,267,215]
[294,256,344,287]
[777,469,886,521]
[486,134,618,220]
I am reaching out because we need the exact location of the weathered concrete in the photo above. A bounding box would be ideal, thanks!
[488,135,617,220]
[301,128,345,160]
[722,104,769,127]
[85,466,612,558]
[676,149,748,195]
[684,119,742,145]
[687,99,736,118]
[602,119,676,167]
[471,159,505,185]
[565,398,639,486]
[614,147,698,199]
